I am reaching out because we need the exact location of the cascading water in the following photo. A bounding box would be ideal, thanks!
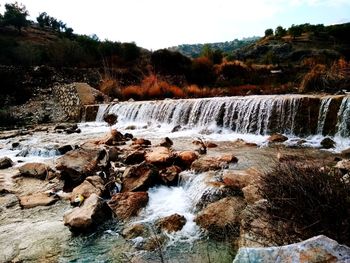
[99,95,350,138]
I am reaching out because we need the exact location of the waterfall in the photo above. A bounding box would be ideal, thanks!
[95,104,108,122]
[97,95,350,137]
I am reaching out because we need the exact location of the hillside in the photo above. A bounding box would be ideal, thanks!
[168,37,259,58]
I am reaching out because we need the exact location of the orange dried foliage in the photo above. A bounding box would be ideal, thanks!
[121,85,143,99]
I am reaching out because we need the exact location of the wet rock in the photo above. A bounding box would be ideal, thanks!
[231,138,257,147]
[124,133,133,140]
[54,123,78,131]
[56,147,107,184]
[191,154,238,173]
[335,159,350,173]
[122,162,158,192]
[57,145,73,155]
[267,133,288,143]
[171,125,181,133]
[159,165,182,185]
[104,129,125,146]
[233,235,350,263]
[195,146,207,155]
[19,162,51,180]
[125,125,136,130]
[70,176,105,203]
[124,150,145,165]
[195,196,246,240]
[132,138,152,147]
[156,214,186,233]
[63,193,111,232]
[143,234,168,251]
[206,142,218,148]
[159,137,173,148]
[321,137,336,149]
[122,223,149,239]
[108,192,148,220]
[199,128,214,135]
[103,113,118,126]
[145,147,174,166]
[176,151,199,168]
[66,127,81,134]
[19,192,59,209]
[108,146,121,162]
[0,157,13,169]
[222,168,261,190]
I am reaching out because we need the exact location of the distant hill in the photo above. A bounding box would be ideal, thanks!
[168,37,260,58]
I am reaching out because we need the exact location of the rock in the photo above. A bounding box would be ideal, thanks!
[57,145,73,155]
[171,125,181,133]
[122,223,149,239]
[222,168,261,189]
[191,155,238,173]
[108,192,148,220]
[103,113,118,126]
[125,125,136,130]
[56,148,107,184]
[233,235,350,263]
[19,192,59,209]
[122,162,158,192]
[108,146,120,162]
[124,133,133,140]
[206,142,218,148]
[267,133,288,143]
[70,176,105,203]
[341,148,350,158]
[242,184,261,204]
[145,147,174,166]
[156,214,187,232]
[54,123,78,131]
[124,150,145,165]
[132,138,152,147]
[63,194,111,232]
[66,127,81,134]
[0,157,13,169]
[231,138,257,147]
[195,196,246,240]
[321,137,336,149]
[104,129,125,146]
[159,137,173,148]
[176,151,199,168]
[159,165,182,185]
[335,159,350,173]
[18,162,51,180]
[143,234,168,251]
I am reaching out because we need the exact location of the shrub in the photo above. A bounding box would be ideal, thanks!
[258,161,350,245]
[121,85,143,100]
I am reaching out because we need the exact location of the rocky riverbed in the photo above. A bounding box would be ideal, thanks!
[0,121,349,262]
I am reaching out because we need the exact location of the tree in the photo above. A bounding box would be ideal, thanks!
[265,28,274,37]
[288,24,302,39]
[201,44,223,64]
[275,26,287,37]
[3,2,29,33]
[37,12,67,32]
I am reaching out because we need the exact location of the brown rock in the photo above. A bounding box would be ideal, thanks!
[19,162,51,180]
[222,168,261,189]
[267,133,288,143]
[195,196,246,240]
[56,147,107,184]
[159,137,173,148]
[145,147,173,166]
[0,157,13,169]
[108,146,120,162]
[71,176,105,202]
[132,138,151,147]
[206,142,218,148]
[242,184,261,204]
[103,113,118,126]
[122,162,158,192]
[19,192,59,209]
[108,192,148,220]
[156,214,187,232]
[122,223,149,239]
[176,151,199,168]
[159,165,182,185]
[191,155,238,173]
[63,193,111,232]
[341,148,350,158]
[124,150,145,165]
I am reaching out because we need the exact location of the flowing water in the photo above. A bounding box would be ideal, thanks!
[1,94,349,262]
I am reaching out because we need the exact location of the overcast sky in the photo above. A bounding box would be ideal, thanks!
[0,0,349,50]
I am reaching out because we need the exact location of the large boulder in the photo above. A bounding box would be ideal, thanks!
[70,176,105,202]
[123,150,145,165]
[19,192,59,209]
[176,151,199,168]
[18,163,51,180]
[222,168,261,189]
[156,214,187,233]
[121,162,158,192]
[195,196,246,240]
[63,193,111,232]
[159,165,182,185]
[191,154,238,173]
[56,147,108,184]
[233,235,350,263]
[145,147,174,166]
[0,157,13,169]
[108,192,149,220]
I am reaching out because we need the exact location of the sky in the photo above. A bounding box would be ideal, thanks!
[0,0,349,50]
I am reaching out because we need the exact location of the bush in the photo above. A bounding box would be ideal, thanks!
[258,161,350,245]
